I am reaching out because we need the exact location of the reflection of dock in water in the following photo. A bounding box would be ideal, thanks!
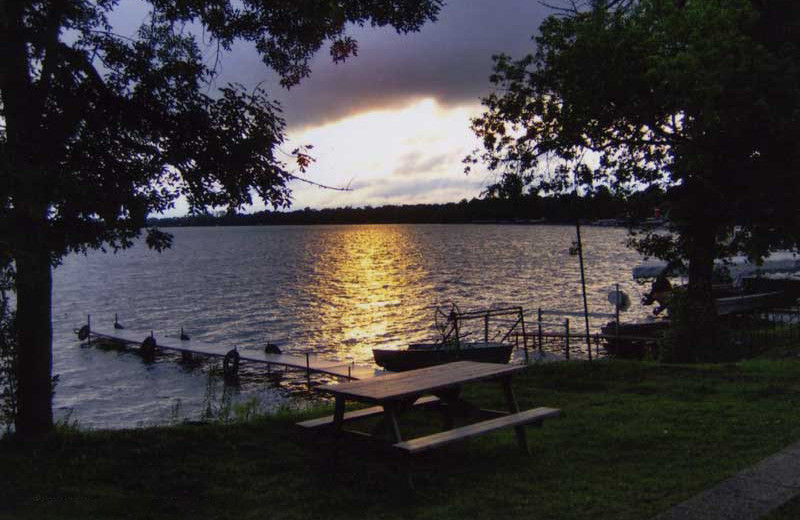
[76,317,374,381]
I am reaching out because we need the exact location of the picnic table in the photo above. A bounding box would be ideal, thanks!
[299,361,559,454]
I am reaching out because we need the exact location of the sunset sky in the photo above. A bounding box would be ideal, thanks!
[115,2,551,213]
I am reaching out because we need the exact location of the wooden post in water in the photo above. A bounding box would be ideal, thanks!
[575,221,593,361]
[520,308,529,364]
[484,312,489,343]
[565,318,570,360]
[87,314,91,346]
[538,308,543,353]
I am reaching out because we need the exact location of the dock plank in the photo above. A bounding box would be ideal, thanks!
[87,327,370,379]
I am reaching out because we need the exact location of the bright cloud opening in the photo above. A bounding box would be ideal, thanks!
[283,98,491,209]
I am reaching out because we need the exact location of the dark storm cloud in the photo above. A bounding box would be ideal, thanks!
[219,1,550,129]
[111,1,550,129]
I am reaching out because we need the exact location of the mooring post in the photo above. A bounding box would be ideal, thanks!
[87,314,91,346]
[520,309,529,365]
[565,318,570,360]
[537,308,543,353]
[615,283,621,349]
[484,313,489,343]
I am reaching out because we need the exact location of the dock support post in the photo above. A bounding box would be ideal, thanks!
[519,307,529,364]
[306,352,311,386]
[537,308,543,353]
[565,319,570,360]
[615,283,621,349]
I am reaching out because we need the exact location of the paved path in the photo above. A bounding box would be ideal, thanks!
[651,441,800,519]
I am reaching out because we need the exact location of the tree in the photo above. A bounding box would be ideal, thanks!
[466,0,800,360]
[1,0,443,437]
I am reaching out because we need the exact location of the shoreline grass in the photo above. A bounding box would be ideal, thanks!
[3,359,800,519]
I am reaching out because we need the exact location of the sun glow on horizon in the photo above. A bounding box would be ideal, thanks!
[284,97,490,209]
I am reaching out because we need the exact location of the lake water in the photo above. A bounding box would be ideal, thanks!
[51,224,648,428]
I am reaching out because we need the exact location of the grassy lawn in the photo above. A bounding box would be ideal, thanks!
[3,359,800,519]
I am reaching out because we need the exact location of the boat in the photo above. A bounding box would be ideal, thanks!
[600,255,799,357]
[372,342,514,372]
[372,305,524,372]
[600,320,669,358]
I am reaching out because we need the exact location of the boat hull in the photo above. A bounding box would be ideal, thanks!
[372,343,513,372]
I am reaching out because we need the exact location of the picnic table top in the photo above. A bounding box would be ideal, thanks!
[316,361,526,403]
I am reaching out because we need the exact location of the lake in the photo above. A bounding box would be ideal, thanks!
[51,224,648,428]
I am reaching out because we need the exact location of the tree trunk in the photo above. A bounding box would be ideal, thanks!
[683,221,718,361]
[14,223,54,437]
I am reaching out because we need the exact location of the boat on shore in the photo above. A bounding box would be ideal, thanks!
[372,305,524,372]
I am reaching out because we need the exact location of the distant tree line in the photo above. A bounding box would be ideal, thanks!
[147,186,667,227]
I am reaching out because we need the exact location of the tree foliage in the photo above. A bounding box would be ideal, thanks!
[1,0,443,437]
[467,0,800,358]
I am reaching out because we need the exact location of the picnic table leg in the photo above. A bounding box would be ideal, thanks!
[501,376,530,455]
[383,403,403,443]
[435,386,463,429]
[332,396,346,437]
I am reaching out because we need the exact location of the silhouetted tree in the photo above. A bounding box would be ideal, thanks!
[1,0,443,437]
[467,0,800,360]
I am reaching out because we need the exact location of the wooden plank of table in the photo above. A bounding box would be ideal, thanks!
[317,361,526,403]
[393,407,560,454]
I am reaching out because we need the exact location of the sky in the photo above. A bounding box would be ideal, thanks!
[117,1,552,213]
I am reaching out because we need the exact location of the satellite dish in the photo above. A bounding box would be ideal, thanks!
[608,289,631,312]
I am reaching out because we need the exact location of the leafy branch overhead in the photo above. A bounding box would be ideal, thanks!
[1,0,443,437]
[468,0,800,264]
[1,0,443,257]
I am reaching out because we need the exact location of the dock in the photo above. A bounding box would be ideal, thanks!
[78,319,374,381]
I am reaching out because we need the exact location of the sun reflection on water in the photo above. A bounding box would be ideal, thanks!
[305,226,431,362]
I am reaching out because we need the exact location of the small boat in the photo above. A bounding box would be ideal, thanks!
[372,305,524,372]
[600,320,668,358]
[373,342,513,372]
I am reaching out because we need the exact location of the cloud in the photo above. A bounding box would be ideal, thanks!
[211,1,550,130]
[392,151,455,176]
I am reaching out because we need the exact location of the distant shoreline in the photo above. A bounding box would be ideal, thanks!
[146,193,662,228]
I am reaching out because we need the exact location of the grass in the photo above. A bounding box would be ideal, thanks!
[3,359,800,519]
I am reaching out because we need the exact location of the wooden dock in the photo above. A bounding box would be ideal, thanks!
[79,321,374,381]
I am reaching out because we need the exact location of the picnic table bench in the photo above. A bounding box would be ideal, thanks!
[299,361,560,454]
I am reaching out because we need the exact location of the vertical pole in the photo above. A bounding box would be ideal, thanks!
[537,308,543,353]
[615,283,621,341]
[87,314,91,346]
[484,313,489,344]
[520,308,529,364]
[576,221,592,361]
[565,318,570,360]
